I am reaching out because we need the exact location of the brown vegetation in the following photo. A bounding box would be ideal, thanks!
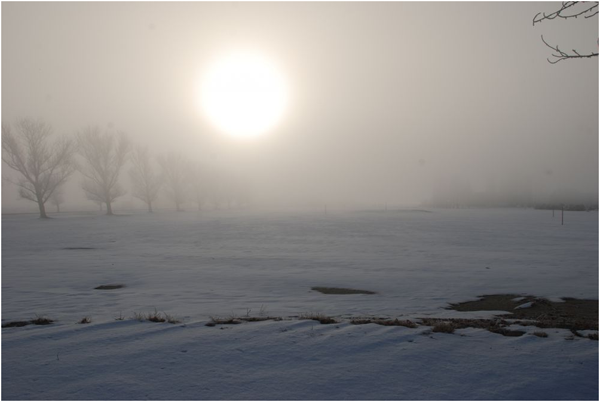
[351,318,417,328]
[299,313,337,324]
[312,287,376,295]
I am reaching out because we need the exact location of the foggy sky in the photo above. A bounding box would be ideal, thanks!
[2,2,598,211]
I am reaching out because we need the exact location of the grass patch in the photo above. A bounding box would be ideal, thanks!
[312,287,376,295]
[431,322,455,334]
[132,309,180,324]
[30,316,54,325]
[2,321,31,328]
[206,316,242,326]
[3,316,55,327]
[419,317,527,337]
[206,308,281,326]
[163,313,181,324]
[78,316,92,324]
[95,284,125,290]
[132,312,146,322]
[351,318,417,328]
[238,316,282,322]
[533,331,548,338]
[147,309,166,323]
[588,333,598,341]
[299,313,337,324]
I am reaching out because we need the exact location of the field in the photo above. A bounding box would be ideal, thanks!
[2,208,598,400]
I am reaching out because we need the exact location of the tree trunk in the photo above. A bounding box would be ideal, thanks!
[106,201,113,215]
[37,198,49,219]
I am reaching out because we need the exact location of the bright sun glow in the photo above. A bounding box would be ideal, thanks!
[200,51,288,139]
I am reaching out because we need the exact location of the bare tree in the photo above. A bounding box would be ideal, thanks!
[189,162,208,211]
[49,184,65,213]
[534,2,599,64]
[207,168,223,210]
[130,145,161,212]
[2,118,75,218]
[158,153,189,211]
[77,127,130,215]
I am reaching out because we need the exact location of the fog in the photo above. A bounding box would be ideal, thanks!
[2,2,598,212]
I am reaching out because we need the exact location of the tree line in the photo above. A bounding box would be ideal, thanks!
[2,118,250,218]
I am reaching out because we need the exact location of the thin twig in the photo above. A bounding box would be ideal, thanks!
[541,35,599,64]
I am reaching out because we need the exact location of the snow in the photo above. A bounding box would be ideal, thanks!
[514,302,534,310]
[2,208,598,399]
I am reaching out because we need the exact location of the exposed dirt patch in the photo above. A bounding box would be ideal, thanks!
[312,287,376,295]
[489,328,526,337]
[2,321,31,328]
[448,294,598,331]
[94,284,125,290]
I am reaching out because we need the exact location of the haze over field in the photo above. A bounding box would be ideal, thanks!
[2,2,598,212]
[2,3,598,400]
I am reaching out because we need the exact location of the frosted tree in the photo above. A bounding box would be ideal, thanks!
[130,145,161,212]
[77,127,130,215]
[1,118,75,218]
[158,153,189,212]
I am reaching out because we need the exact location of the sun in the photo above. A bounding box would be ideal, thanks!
[199,51,288,139]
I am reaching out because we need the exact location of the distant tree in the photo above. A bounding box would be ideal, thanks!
[49,184,65,213]
[207,168,223,209]
[189,163,208,211]
[158,153,189,212]
[77,127,130,215]
[1,118,75,218]
[220,172,237,209]
[223,173,251,209]
[230,175,252,209]
[130,145,161,212]
[534,2,599,64]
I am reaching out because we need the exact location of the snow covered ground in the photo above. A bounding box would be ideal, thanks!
[2,208,598,399]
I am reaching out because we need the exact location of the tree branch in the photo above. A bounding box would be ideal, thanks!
[533,1,598,25]
[541,35,599,64]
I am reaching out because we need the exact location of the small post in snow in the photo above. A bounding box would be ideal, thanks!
[561,205,564,225]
